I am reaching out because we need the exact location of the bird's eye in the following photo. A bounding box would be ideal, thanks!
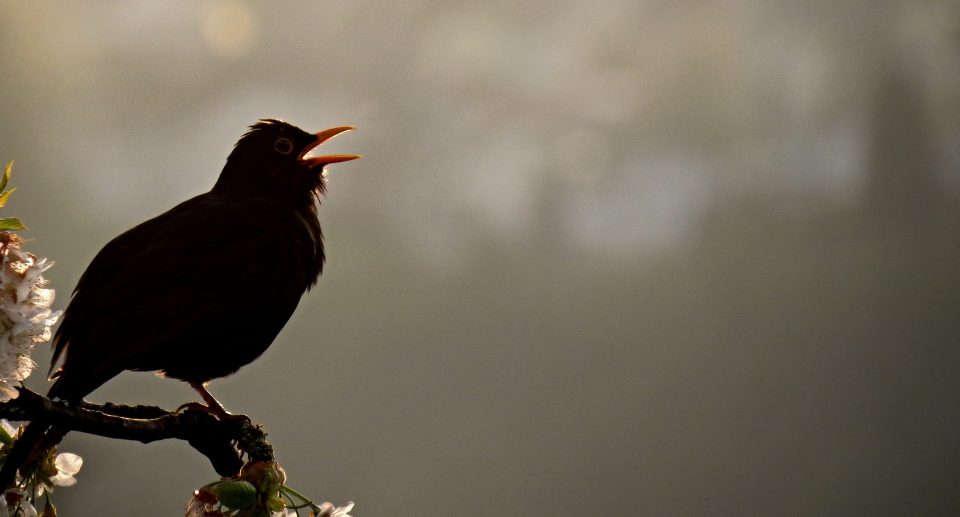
[273,137,294,155]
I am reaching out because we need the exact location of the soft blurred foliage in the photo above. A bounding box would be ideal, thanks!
[1,1,958,515]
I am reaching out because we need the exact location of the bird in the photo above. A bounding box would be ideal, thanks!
[0,119,358,488]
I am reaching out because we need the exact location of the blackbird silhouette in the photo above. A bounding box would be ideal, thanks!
[0,119,358,487]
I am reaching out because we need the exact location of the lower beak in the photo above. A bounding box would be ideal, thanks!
[300,126,361,168]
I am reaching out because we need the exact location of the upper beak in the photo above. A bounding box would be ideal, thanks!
[300,126,361,168]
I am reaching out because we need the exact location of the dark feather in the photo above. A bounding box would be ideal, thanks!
[49,194,323,399]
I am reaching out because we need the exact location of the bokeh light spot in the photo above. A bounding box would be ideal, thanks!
[198,0,259,59]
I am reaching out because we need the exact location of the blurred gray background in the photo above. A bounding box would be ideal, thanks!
[1,1,959,515]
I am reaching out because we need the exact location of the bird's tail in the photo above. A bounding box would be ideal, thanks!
[0,420,63,491]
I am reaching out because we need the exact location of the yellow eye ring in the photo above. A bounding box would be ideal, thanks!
[274,137,294,155]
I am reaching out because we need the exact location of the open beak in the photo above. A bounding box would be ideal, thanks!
[300,126,361,169]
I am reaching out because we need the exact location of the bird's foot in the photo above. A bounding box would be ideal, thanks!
[180,381,252,423]
[176,401,251,424]
[176,401,212,414]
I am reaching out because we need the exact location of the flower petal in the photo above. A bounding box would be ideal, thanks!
[0,382,19,402]
[334,502,355,517]
[0,419,19,438]
[51,475,76,487]
[55,452,83,476]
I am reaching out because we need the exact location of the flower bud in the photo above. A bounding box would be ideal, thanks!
[238,461,286,494]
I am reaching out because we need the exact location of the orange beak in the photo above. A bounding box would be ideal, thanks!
[300,126,361,168]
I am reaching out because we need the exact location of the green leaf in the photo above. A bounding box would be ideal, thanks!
[0,187,16,208]
[209,480,257,510]
[0,424,13,446]
[0,161,11,194]
[0,217,26,231]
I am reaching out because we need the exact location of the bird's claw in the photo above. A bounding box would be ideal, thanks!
[219,412,252,425]
[175,402,251,424]
[176,401,211,414]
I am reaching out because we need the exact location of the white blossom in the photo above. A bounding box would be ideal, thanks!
[51,452,83,487]
[0,422,84,513]
[3,489,37,517]
[11,502,36,517]
[184,496,222,517]
[0,242,61,401]
[316,501,355,517]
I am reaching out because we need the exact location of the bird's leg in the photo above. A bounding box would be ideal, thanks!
[190,381,229,416]
[178,382,249,423]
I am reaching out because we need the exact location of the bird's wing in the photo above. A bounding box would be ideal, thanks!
[49,196,206,375]
[49,194,320,398]
[49,196,203,372]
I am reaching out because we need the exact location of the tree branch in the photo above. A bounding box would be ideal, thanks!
[0,387,273,477]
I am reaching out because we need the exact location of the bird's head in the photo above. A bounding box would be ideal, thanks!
[215,119,359,200]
